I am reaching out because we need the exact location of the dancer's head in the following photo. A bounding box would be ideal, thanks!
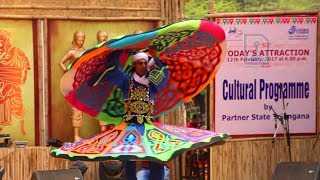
[132,52,148,77]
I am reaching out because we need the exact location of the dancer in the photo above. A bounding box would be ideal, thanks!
[52,19,229,168]
[112,50,168,179]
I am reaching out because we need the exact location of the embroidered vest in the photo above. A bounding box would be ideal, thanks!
[123,78,154,124]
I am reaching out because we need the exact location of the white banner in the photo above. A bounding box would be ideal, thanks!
[214,16,317,135]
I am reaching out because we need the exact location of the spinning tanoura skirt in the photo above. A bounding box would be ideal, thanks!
[51,122,230,162]
[52,19,230,162]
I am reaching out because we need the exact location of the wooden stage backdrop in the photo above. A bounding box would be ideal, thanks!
[0,136,319,180]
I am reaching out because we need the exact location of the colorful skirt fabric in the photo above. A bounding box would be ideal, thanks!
[60,19,227,125]
[52,19,230,163]
[51,122,230,162]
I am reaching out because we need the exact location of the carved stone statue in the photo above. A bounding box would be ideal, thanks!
[58,30,86,142]
[96,30,108,44]
[96,30,115,132]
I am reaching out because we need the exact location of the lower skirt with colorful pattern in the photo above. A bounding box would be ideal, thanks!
[50,122,230,163]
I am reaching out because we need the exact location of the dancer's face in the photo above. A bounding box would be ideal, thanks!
[133,59,148,77]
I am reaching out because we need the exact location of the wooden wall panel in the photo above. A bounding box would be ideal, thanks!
[0,137,319,180]
[0,147,99,180]
[210,137,320,180]
[0,0,161,19]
